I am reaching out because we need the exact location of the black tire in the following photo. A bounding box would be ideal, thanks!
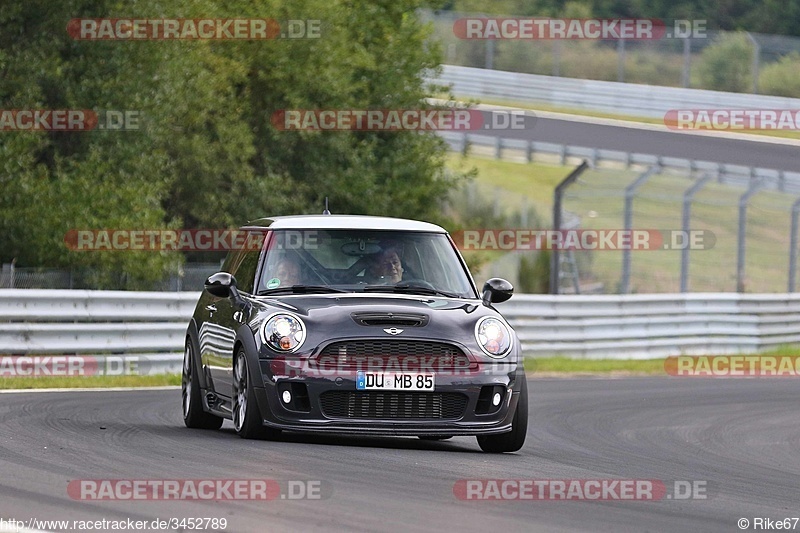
[418,435,453,441]
[182,337,224,430]
[232,348,281,440]
[477,376,528,453]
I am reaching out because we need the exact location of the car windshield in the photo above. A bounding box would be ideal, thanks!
[256,229,476,298]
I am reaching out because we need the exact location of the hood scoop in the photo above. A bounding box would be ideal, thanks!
[351,312,429,327]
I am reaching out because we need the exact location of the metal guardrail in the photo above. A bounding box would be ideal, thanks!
[2,291,800,368]
[434,65,800,119]
[502,293,800,358]
[439,130,800,194]
[0,290,199,375]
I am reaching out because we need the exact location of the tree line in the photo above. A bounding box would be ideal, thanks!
[0,0,463,286]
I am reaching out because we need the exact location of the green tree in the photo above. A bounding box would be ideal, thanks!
[694,33,753,92]
[759,53,800,97]
[0,0,179,287]
[0,0,461,287]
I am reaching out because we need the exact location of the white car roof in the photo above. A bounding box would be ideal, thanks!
[244,215,447,233]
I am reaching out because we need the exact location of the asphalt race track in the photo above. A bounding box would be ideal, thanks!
[0,378,797,532]
[477,110,800,172]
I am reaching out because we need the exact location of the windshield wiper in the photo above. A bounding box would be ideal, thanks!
[258,285,347,295]
[362,284,462,299]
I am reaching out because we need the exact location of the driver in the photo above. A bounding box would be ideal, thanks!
[367,248,404,284]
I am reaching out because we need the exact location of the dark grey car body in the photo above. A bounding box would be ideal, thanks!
[182,215,527,452]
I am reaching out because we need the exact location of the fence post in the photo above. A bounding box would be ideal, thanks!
[551,161,590,294]
[520,199,529,228]
[485,39,494,70]
[788,197,800,292]
[681,37,691,88]
[552,40,561,77]
[737,179,763,292]
[680,174,713,292]
[617,39,626,82]
[621,166,660,294]
[1,263,14,289]
[745,32,760,94]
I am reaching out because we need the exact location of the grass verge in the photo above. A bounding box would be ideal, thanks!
[2,351,798,387]
[523,347,800,376]
[524,357,665,375]
[0,374,181,390]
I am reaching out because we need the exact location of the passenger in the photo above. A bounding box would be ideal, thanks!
[273,257,302,286]
[367,248,404,284]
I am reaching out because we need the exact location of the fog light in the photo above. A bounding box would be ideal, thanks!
[492,392,502,406]
[282,390,292,404]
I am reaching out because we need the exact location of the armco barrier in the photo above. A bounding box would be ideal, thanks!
[1,291,799,370]
[433,65,800,119]
[503,293,800,358]
[0,290,199,375]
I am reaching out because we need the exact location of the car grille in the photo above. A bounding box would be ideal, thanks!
[317,340,471,370]
[319,391,468,420]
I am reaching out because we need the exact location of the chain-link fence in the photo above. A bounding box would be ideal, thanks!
[558,165,798,293]
[444,159,800,294]
[423,10,800,95]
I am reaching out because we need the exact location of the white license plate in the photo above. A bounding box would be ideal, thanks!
[356,371,434,391]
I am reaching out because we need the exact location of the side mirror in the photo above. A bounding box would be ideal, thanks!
[205,272,238,298]
[482,278,513,306]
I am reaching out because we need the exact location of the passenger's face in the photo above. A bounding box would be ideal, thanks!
[373,251,403,283]
[275,260,301,286]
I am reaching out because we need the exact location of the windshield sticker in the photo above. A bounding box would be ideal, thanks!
[266,278,281,289]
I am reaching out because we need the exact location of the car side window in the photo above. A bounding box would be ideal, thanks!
[222,249,260,294]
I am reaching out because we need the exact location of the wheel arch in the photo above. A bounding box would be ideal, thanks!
[234,324,261,381]
[185,319,210,390]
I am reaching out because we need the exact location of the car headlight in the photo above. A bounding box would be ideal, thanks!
[475,317,512,357]
[261,313,306,352]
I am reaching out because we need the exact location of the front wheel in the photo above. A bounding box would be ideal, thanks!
[477,376,528,453]
[232,349,281,440]
[182,338,223,430]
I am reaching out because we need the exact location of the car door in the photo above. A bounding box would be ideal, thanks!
[201,243,261,398]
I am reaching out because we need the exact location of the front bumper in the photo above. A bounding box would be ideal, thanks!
[253,359,524,436]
